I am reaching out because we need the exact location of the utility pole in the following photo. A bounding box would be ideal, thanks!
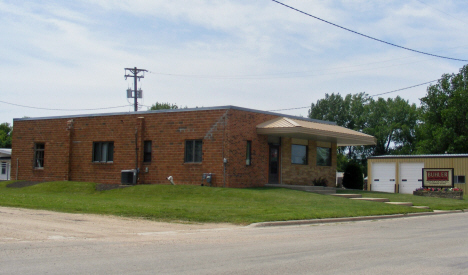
[125,67,147,112]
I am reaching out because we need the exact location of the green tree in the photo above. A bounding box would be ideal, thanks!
[417,65,468,154]
[363,96,418,156]
[149,102,179,110]
[309,93,370,162]
[309,93,418,168]
[0,122,12,148]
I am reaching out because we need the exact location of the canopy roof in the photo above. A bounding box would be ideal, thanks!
[257,117,376,146]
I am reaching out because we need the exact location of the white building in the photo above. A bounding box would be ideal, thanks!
[0,148,11,181]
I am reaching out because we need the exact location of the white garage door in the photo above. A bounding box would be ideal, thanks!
[371,163,396,193]
[399,163,424,194]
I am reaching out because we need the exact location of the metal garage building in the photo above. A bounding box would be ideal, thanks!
[367,155,467,195]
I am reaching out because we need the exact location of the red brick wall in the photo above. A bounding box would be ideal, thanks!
[11,108,279,187]
[11,118,72,182]
[223,109,278,187]
[11,108,338,187]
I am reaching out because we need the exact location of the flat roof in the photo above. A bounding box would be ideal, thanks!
[369,154,468,159]
[13,105,336,126]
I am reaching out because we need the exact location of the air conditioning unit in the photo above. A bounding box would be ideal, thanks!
[121,169,137,185]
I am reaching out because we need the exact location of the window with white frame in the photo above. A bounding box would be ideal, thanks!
[93,142,114,163]
[34,143,45,168]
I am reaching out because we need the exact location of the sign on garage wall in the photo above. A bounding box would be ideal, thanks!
[422,168,454,188]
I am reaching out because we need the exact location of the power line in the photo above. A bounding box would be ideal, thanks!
[271,0,468,62]
[369,80,438,97]
[147,58,432,80]
[0,100,131,111]
[415,0,468,25]
[267,79,439,112]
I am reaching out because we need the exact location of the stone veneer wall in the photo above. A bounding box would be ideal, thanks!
[281,137,337,187]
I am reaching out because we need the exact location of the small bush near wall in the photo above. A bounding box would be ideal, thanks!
[342,162,363,190]
[413,188,464,200]
[312,177,328,187]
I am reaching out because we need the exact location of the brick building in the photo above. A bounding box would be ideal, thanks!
[11,106,375,188]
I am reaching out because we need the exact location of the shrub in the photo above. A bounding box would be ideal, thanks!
[312,177,328,187]
[342,162,363,190]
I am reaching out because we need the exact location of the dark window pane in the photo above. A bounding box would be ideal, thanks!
[185,140,202,163]
[291,144,307,165]
[185,141,194,162]
[143,141,152,162]
[194,140,203,162]
[93,143,100,162]
[107,142,114,162]
[317,147,331,166]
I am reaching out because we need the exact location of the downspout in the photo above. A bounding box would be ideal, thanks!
[223,115,227,188]
[135,128,139,184]
[66,119,74,181]
[280,138,283,184]
[16,158,18,180]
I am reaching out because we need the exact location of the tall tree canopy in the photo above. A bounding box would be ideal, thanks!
[417,65,468,154]
[309,93,418,167]
[0,122,12,148]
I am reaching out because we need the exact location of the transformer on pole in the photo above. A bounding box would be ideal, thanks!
[124,67,147,111]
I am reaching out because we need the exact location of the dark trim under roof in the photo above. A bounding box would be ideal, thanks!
[13,105,336,125]
[369,154,468,159]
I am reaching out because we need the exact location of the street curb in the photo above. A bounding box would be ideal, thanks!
[248,210,465,227]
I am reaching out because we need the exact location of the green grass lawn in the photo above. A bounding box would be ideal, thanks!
[0,181,464,224]
[337,189,468,211]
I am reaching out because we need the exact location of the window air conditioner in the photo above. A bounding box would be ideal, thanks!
[121,169,137,185]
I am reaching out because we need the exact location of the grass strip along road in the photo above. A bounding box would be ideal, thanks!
[1,181,467,224]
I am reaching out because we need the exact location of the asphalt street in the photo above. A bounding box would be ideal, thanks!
[0,207,467,274]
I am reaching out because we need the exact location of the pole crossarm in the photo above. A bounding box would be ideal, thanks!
[124,67,147,111]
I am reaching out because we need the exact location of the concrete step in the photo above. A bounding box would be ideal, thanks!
[385,202,413,207]
[412,206,430,209]
[331,194,362,199]
[350,197,390,202]
[306,190,337,195]
[265,184,336,194]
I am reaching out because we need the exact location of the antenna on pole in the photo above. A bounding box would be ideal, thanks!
[125,67,147,112]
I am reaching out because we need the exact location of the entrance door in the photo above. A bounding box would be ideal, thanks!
[0,162,8,181]
[268,145,279,184]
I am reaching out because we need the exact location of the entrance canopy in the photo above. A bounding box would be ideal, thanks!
[257,117,376,146]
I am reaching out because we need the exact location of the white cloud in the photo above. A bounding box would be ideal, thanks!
[0,0,467,123]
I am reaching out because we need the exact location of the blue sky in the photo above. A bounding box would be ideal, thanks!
[1,0,467,124]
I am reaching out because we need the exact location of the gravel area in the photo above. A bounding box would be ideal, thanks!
[0,206,238,243]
